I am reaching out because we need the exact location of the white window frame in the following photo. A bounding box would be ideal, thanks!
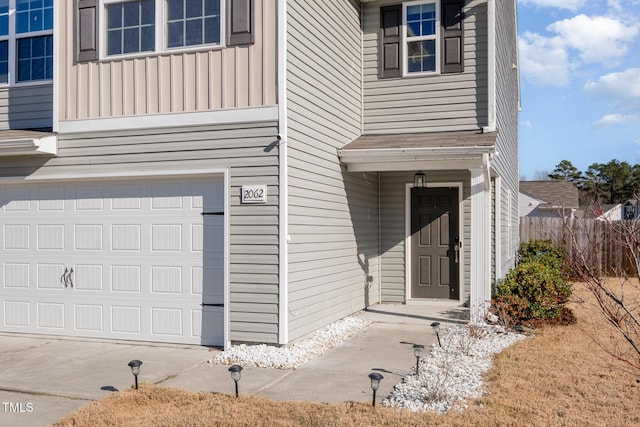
[0,0,54,87]
[402,0,440,76]
[99,0,225,60]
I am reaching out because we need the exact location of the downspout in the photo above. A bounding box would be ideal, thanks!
[277,0,289,345]
[483,0,496,133]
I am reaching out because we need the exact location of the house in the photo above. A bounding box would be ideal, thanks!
[0,0,519,349]
[591,199,638,221]
[519,180,579,218]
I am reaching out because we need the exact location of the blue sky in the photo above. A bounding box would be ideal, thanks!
[517,0,640,179]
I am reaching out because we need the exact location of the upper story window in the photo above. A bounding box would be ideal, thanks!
[106,0,155,55]
[380,0,463,79]
[405,1,437,74]
[166,0,221,48]
[103,0,222,58]
[0,0,54,84]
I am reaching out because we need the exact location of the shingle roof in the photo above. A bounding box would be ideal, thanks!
[341,130,497,150]
[519,180,579,209]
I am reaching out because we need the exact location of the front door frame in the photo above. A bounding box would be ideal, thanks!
[405,181,464,302]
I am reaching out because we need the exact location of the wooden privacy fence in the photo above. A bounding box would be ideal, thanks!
[519,217,639,276]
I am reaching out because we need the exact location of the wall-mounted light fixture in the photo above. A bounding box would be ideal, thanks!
[414,171,426,188]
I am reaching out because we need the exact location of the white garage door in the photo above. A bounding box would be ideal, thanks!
[0,176,225,346]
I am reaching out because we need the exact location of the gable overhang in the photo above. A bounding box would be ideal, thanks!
[0,131,57,156]
[338,131,497,172]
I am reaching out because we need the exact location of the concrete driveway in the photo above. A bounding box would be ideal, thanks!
[0,301,467,426]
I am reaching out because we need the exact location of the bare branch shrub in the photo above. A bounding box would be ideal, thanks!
[562,212,640,372]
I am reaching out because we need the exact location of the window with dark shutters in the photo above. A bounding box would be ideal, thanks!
[380,4,402,79]
[227,0,255,46]
[74,0,254,63]
[379,1,464,77]
[441,0,464,73]
[75,0,98,63]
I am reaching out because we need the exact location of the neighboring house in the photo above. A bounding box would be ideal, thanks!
[0,0,519,349]
[519,180,579,219]
[592,199,638,221]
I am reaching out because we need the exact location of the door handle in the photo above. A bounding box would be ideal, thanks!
[67,267,74,288]
[454,236,461,264]
[61,268,68,288]
[61,267,74,288]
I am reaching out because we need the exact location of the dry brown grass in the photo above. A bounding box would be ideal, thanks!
[55,282,640,427]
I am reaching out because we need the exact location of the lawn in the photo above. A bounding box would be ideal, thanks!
[54,283,640,426]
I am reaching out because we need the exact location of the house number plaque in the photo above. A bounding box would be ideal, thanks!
[241,185,267,204]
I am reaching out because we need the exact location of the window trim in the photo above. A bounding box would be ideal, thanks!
[402,0,440,77]
[99,0,226,60]
[0,0,54,87]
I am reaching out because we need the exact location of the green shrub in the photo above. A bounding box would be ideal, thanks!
[493,260,573,322]
[518,239,567,273]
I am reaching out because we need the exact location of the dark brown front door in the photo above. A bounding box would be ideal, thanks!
[411,187,459,299]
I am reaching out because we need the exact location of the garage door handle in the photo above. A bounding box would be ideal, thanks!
[201,303,224,307]
[61,267,74,288]
[60,268,68,288]
[201,212,224,216]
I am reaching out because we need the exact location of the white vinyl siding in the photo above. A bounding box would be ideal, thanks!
[0,84,52,130]
[492,0,518,276]
[363,0,488,133]
[286,0,380,342]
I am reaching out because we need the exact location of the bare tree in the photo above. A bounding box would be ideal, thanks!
[563,212,640,372]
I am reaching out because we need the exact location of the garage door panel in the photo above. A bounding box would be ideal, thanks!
[0,177,225,346]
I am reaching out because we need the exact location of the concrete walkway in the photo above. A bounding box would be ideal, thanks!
[0,301,468,426]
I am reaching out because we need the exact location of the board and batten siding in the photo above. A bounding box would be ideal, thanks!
[362,0,488,133]
[0,84,53,130]
[492,0,519,277]
[57,0,277,121]
[380,171,471,303]
[286,0,380,342]
[0,121,281,345]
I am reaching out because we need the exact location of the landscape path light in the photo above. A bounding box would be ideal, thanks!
[229,364,243,398]
[368,372,384,407]
[413,344,424,375]
[127,359,142,390]
[431,321,442,347]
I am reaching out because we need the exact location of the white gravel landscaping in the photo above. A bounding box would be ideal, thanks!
[210,316,369,369]
[383,324,527,413]
[209,316,527,413]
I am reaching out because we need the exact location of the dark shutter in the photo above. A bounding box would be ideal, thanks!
[74,0,98,63]
[441,0,464,73]
[227,0,255,46]
[380,5,402,79]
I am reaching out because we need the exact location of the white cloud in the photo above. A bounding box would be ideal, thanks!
[547,15,638,63]
[519,15,638,86]
[521,119,533,130]
[587,69,640,127]
[519,33,571,86]
[585,68,640,102]
[592,114,638,127]
[519,0,586,11]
